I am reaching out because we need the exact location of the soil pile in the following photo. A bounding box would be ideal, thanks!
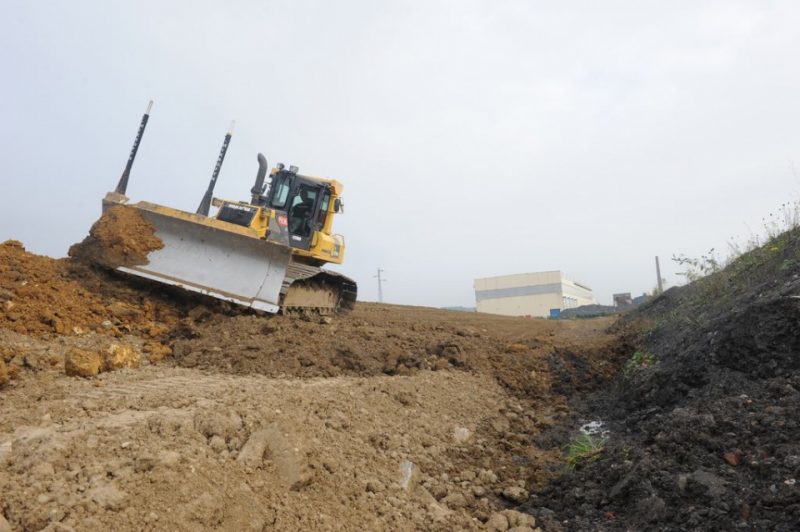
[0,240,209,386]
[531,228,800,530]
[0,235,629,530]
[0,366,551,531]
[0,239,186,336]
[69,205,163,268]
[171,304,624,399]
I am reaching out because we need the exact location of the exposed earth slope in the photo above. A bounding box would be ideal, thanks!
[532,228,800,531]
[0,240,623,531]
[3,225,797,531]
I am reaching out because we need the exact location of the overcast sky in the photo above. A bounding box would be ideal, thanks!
[1,1,798,307]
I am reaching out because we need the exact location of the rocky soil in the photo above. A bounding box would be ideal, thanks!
[0,239,624,531]
[5,223,796,531]
[530,228,800,531]
[68,206,164,269]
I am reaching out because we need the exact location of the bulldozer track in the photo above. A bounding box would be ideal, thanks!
[281,263,357,315]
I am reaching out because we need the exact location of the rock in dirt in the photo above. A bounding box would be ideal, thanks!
[0,514,11,532]
[184,492,223,526]
[195,411,243,441]
[101,343,140,371]
[144,342,172,363]
[237,427,275,467]
[686,470,728,498]
[503,509,536,528]
[68,205,163,268]
[158,450,181,467]
[452,426,472,443]
[635,496,666,523]
[723,449,743,466]
[427,502,452,523]
[0,358,9,387]
[365,478,386,493]
[237,424,309,489]
[399,459,418,490]
[441,492,467,509]
[501,485,529,504]
[65,347,102,377]
[107,302,143,321]
[486,512,509,531]
[88,483,127,510]
[40,524,76,532]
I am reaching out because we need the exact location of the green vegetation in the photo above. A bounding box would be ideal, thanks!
[672,248,722,282]
[672,199,800,285]
[566,433,607,469]
[623,350,656,377]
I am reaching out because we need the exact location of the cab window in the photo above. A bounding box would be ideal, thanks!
[269,177,291,208]
[289,186,319,236]
[317,191,330,225]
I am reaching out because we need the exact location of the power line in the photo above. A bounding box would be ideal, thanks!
[374,268,387,303]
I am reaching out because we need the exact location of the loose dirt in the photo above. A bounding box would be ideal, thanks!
[0,240,624,531]
[7,223,795,531]
[68,206,163,269]
[530,228,800,531]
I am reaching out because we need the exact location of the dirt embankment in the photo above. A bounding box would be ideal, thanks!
[1,239,168,337]
[170,305,623,398]
[0,237,626,531]
[68,205,163,268]
[531,228,800,531]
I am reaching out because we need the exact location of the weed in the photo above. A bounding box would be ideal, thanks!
[674,199,800,285]
[623,351,656,377]
[621,445,633,460]
[672,248,722,282]
[566,433,607,469]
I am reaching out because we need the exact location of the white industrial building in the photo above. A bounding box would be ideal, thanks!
[474,271,596,318]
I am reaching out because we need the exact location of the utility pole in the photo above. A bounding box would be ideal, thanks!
[374,268,386,303]
[655,256,664,295]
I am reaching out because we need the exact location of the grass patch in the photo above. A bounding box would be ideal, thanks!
[566,433,607,469]
[623,350,656,377]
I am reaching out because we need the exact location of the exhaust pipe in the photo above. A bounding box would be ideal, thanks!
[115,100,153,195]
[250,153,268,206]
[197,121,235,216]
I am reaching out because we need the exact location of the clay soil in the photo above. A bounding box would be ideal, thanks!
[68,206,163,269]
[0,240,625,531]
[5,225,797,531]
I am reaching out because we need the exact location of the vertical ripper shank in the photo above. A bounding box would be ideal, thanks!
[115,100,153,195]
[197,121,236,216]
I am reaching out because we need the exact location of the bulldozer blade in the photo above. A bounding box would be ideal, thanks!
[116,204,292,313]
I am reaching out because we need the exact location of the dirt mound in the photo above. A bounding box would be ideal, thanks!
[0,240,184,336]
[69,205,163,268]
[0,242,624,531]
[531,228,800,530]
[1,235,632,530]
[170,303,623,399]
[0,240,207,386]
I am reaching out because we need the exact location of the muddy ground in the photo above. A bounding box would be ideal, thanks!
[0,240,625,531]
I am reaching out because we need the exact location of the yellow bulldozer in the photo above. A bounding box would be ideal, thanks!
[101,101,356,314]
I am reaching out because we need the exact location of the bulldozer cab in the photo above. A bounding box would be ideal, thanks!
[266,169,332,251]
